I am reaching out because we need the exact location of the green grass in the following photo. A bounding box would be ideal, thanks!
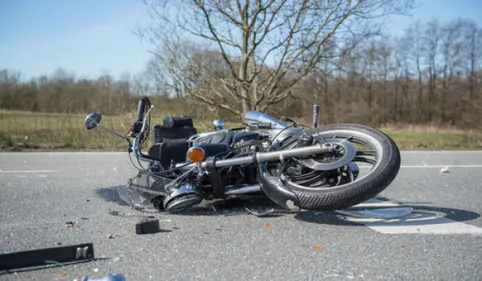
[0,110,238,151]
[1,110,481,151]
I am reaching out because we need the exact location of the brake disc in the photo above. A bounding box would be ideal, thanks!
[295,138,357,171]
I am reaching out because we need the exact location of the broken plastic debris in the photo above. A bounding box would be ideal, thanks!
[336,207,414,219]
[440,166,450,173]
[314,245,323,250]
[80,273,125,281]
[245,207,275,217]
[323,268,355,279]
[116,184,156,209]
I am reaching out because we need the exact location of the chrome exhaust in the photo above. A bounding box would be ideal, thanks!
[225,184,261,195]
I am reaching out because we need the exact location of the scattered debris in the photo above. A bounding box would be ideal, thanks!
[108,211,125,217]
[135,218,161,235]
[245,207,275,217]
[80,273,126,281]
[0,243,95,271]
[65,221,75,228]
[440,166,450,173]
[323,268,355,279]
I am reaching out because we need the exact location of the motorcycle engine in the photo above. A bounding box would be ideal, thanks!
[232,131,265,152]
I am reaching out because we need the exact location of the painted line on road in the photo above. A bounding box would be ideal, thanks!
[0,170,58,173]
[338,197,482,235]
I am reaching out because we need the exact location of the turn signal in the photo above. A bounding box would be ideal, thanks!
[187,147,205,163]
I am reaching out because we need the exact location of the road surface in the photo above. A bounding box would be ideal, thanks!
[0,151,481,280]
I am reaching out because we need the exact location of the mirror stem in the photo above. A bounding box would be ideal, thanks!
[97,124,128,139]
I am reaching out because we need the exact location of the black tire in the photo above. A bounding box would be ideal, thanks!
[278,123,401,210]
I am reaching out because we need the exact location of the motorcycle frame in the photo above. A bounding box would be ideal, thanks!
[85,100,326,209]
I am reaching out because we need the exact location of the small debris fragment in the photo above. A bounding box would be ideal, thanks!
[109,211,125,217]
[323,269,355,279]
[107,234,114,239]
[197,211,206,216]
[135,218,160,234]
[93,268,98,272]
[65,221,75,228]
[314,245,323,250]
[265,223,271,227]
[60,270,67,276]
[245,207,275,217]
[440,166,450,173]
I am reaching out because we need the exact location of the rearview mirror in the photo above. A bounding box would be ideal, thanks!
[84,112,102,130]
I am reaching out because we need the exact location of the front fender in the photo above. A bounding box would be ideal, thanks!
[256,163,301,210]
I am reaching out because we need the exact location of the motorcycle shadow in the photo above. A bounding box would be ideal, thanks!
[172,195,293,218]
[294,196,481,227]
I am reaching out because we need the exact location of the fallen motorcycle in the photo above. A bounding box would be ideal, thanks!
[84,97,401,213]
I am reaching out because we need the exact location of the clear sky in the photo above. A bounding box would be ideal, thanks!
[1,0,481,81]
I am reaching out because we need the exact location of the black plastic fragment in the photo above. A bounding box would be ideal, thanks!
[0,243,94,271]
[135,218,160,234]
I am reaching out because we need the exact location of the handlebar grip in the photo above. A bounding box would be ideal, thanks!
[136,97,148,123]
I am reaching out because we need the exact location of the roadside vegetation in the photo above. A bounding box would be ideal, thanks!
[1,1,481,151]
[1,110,481,151]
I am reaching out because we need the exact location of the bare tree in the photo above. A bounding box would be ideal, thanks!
[137,0,414,116]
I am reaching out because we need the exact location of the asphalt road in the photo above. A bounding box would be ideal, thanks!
[0,151,481,281]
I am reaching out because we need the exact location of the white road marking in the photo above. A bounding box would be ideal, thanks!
[337,197,482,235]
[0,170,58,173]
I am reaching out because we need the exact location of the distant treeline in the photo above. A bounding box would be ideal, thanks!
[1,18,481,129]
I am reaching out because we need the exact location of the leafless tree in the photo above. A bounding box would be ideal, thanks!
[137,0,415,116]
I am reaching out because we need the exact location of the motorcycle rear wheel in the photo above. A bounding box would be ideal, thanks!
[277,123,401,210]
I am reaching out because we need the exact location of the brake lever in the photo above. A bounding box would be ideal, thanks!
[140,105,155,135]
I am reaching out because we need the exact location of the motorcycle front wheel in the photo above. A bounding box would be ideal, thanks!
[275,123,401,210]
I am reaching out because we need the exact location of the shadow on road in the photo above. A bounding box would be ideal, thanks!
[94,186,481,227]
[294,196,481,227]
[94,185,130,206]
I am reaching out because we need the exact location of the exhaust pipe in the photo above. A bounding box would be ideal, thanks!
[225,184,261,195]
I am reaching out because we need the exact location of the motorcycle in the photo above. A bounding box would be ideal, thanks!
[84,97,401,213]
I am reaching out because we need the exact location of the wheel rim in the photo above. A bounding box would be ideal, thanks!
[279,128,385,191]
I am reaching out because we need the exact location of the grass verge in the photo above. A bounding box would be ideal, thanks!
[1,110,481,151]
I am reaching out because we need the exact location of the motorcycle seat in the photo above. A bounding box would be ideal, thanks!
[193,131,234,146]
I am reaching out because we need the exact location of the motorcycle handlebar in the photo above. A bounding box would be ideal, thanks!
[136,97,148,123]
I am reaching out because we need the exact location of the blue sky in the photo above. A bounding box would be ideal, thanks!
[1,0,482,81]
